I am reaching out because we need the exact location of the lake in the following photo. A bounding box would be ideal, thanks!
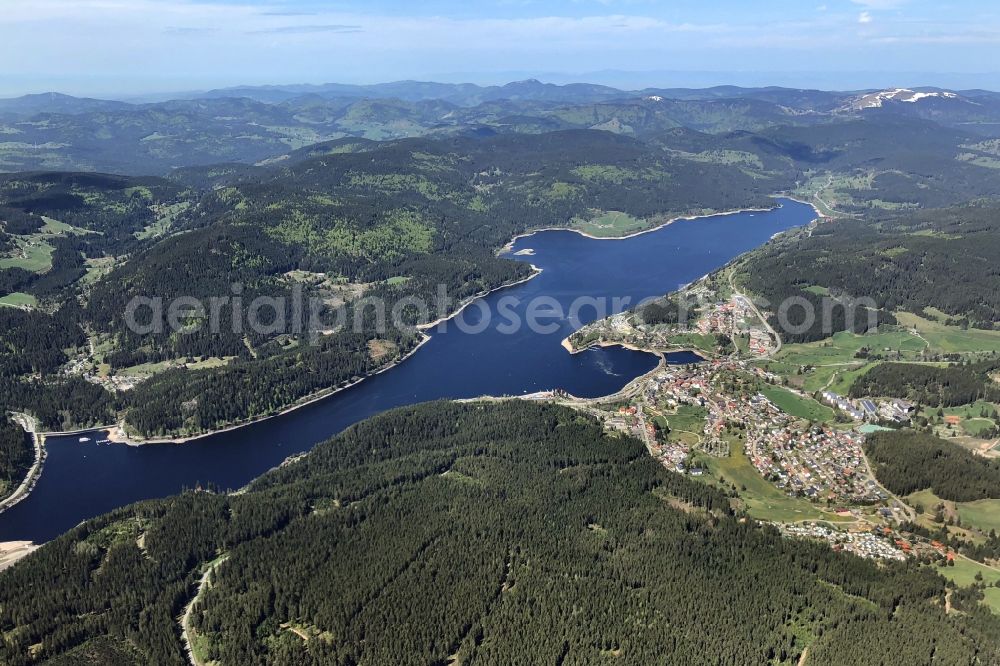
[0,198,816,542]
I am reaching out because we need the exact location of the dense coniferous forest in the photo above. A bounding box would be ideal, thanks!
[0,402,997,665]
[736,204,1000,341]
[0,416,31,497]
[865,429,1000,501]
[849,360,1000,407]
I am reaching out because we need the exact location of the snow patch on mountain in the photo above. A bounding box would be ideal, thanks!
[851,88,961,109]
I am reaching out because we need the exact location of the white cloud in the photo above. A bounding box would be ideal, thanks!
[858,11,873,23]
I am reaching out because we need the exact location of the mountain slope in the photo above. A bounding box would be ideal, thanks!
[1,401,996,665]
[0,129,780,439]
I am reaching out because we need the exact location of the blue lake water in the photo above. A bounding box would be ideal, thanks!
[0,198,816,543]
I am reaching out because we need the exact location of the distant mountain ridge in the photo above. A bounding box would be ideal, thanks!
[6,80,998,112]
[2,81,1000,175]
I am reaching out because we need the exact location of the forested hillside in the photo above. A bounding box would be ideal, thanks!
[850,360,1000,407]
[865,429,1000,501]
[735,203,1000,342]
[3,90,1000,442]
[1,402,997,665]
[0,130,780,439]
[0,416,31,499]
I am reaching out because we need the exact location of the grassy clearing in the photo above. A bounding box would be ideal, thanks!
[135,201,190,240]
[0,292,37,308]
[963,418,997,437]
[80,256,118,287]
[0,237,54,272]
[185,357,234,371]
[764,327,932,393]
[570,210,650,238]
[760,385,835,422]
[984,587,1000,613]
[956,499,1000,534]
[939,557,1000,595]
[826,364,877,396]
[664,332,719,354]
[938,556,1000,613]
[920,400,1000,440]
[895,311,1000,355]
[384,276,411,286]
[775,329,925,368]
[39,216,92,236]
[39,217,73,234]
[663,404,708,436]
[117,356,232,378]
[905,488,1000,536]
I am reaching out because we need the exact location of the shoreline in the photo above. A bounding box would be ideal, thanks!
[499,200,790,252]
[776,193,828,220]
[467,348,670,406]
[0,414,46,516]
[0,540,39,571]
[416,265,542,332]
[561,335,714,360]
[101,265,546,446]
[43,197,812,446]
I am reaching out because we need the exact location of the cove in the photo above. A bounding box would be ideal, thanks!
[0,198,817,543]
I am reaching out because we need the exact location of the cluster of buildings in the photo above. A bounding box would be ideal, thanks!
[631,358,884,504]
[627,360,776,471]
[571,293,776,359]
[695,296,775,356]
[776,522,907,561]
[745,401,886,504]
[62,355,145,392]
[820,391,915,423]
[596,346,890,505]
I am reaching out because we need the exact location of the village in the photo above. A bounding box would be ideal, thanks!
[565,284,933,561]
[587,357,933,561]
[569,291,778,359]
[601,359,887,504]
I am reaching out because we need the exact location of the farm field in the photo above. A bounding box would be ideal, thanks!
[895,311,1000,355]
[0,292,37,308]
[760,384,835,422]
[0,237,54,272]
[763,328,926,391]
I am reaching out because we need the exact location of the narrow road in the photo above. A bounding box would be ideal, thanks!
[859,449,916,522]
[0,413,45,515]
[180,556,228,666]
[728,271,782,356]
[811,174,860,219]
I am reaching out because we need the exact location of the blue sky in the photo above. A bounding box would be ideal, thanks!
[1,0,999,96]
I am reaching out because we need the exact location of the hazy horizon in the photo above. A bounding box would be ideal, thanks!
[3,71,1000,102]
[2,0,1000,98]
